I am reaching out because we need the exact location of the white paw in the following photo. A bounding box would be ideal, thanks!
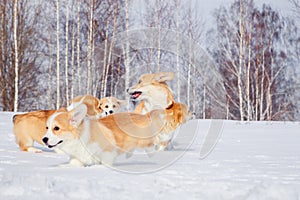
[156,144,166,151]
[27,147,43,153]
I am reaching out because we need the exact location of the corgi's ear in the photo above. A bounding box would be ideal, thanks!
[117,99,128,106]
[98,99,104,107]
[69,104,87,127]
[155,72,174,82]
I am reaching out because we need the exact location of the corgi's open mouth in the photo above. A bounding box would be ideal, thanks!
[43,139,63,148]
[130,91,142,99]
[48,140,63,148]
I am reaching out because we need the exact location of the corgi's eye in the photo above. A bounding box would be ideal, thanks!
[46,127,48,130]
[113,105,116,108]
[105,105,109,108]
[54,126,60,131]
[138,80,142,84]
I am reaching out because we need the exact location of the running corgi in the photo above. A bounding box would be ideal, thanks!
[128,72,192,150]
[128,72,175,114]
[42,104,166,167]
[13,109,63,153]
[13,95,102,153]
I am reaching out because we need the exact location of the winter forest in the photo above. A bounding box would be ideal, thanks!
[0,0,299,121]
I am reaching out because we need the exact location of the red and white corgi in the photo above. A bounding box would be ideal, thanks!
[42,104,167,167]
[99,97,128,116]
[13,95,102,153]
[128,72,175,114]
[128,72,192,150]
[13,109,63,153]
[68,95,127,118]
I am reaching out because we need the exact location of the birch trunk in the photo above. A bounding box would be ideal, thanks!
[203,73,206,119]
[175,0,180,101]
[255,39,259,120]
[192,41,197,116]
[187,47,191,110]
[13,0,18,112]
[246,19,252,121]
[100,4,110,98]
[110,0,118,96]
[77,0,81,95]
[56,0,60,109]
[157,0,161,69]
[246,0,253,121]
[48,31,53,108]
[124,0,130,94]
[237,0,244,121]
[65,0,69,106]
[259,49,266,120]
[71,23,75,100]
[87,0,94,94]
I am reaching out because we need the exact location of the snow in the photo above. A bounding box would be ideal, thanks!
[1,112,300,200]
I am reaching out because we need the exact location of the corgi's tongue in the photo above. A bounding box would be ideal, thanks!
[131,91,142,99]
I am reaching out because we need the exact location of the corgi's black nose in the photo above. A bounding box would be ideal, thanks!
[109,110,113,114]
[42,137,48,144]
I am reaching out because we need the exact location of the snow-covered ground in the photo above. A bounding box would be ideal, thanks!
[0,112,300,200]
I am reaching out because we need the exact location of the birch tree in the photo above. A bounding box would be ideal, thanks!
[210,0,295,120]
[175,0,180,102]
[0,0,42,111]
[56,0,60,109]
[87,0,94,94]
[124,0,130,94]
[13,0,19,112]
[65,0,69,106]
[290,0,300,19]
[76,0,81,95]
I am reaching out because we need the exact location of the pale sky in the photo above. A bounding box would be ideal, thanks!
[197,0,293,20]
[131,0,295,28]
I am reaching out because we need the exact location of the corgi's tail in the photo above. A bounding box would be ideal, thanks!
[12,114,19,123]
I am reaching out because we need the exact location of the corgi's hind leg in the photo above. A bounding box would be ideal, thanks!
[16,133,42,153]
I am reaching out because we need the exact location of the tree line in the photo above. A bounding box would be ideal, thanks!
[0,0,299,121]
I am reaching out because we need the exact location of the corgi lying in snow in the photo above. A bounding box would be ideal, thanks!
[128,72,192,150]
[13,95,124,153]
[42,104,167,167]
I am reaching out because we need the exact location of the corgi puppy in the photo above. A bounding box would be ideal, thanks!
[13,95,102,153]
[128,72,192,150]
[99,97,128,116]
[68,95,127,118]
[42,104,166,167]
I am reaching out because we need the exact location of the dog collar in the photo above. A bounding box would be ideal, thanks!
[166,102,174,110]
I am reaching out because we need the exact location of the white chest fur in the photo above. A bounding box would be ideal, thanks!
[58,119,116,166]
